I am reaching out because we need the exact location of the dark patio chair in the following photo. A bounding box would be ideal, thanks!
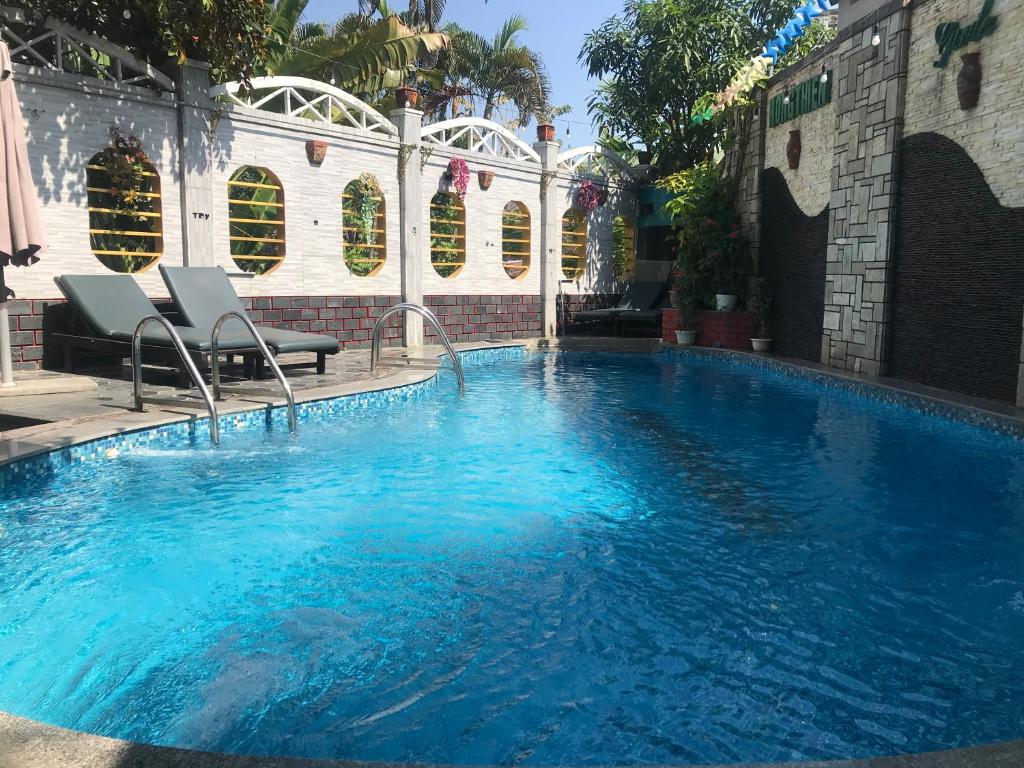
[159,266,339,375]
[572,280,667,334]
[50,274,262,384]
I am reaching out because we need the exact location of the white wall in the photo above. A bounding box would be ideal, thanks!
[15,65,634,303]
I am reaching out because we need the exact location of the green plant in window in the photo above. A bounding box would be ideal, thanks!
[502,202,528,278]
[561,209,585,278]
[431,192,462,278]
[344,174,384,277]
[611,216,633,279]
[229,166,283,276]
[87,127,161,273]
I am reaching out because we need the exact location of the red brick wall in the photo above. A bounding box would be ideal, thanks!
[10,293,546,370]
[662,308,754,349]
[5,299,61,371]
[240,295,404,348]
[424,295,542,343]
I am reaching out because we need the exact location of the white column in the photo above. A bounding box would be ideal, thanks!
[392,108,424,347]
[535,140,560,337]
[176,60,216,267]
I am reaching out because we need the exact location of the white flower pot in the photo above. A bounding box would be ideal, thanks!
[751,338,772,352]
[715,294,738,311]
[676,330,697,346]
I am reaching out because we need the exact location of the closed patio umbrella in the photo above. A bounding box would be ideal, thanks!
[0,39,47,386]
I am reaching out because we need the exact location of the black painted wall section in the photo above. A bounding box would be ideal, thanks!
[759,168,829,362]
[891,132,1024,404]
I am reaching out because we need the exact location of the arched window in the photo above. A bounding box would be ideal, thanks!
[86,152,162,273]
[430,192,465,278]
[611,215,636,279]
[342,174,386,276]
[502,201,530,279]
[561,208,587,280]
[228,166,285,275]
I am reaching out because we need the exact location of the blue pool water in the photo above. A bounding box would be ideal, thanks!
[1,351,1024,766]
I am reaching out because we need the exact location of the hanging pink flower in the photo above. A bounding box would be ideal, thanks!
[446,157,470,200]
[576,180,605,212]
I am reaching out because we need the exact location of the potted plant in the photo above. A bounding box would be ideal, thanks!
[395,82,420,109]
[672,272,699,345]
[445,157,470,200]
[658,163,747,313]
[536,123,556,142]
[750,275,773,352]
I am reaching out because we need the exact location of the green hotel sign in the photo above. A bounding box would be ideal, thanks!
[768,72,833,127]
[934,0,998,67]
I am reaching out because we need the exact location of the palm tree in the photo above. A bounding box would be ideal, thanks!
[261,0,448,98]
[432,16,564,129]
[359,1,447,32]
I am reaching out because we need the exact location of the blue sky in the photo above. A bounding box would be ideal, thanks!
[301,0,625,146]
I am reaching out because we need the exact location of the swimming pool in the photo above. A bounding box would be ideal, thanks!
[1,349,1023,766]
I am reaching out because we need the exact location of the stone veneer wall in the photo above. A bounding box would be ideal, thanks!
[727,0,1024,402]
[822,8,909,375]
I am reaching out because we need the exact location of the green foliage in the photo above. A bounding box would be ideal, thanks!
[87,127,161,274]
[561,209,586,279]
[580,0,834,171]
[229,166,284,276]
[268,12,449,97]
[27,0,272,84]
[659,163,748,297]
[344,175,385,277]
[502,202,529,279]
[429,16,562,127]
[430,192,463,278]
[610,216,634,279]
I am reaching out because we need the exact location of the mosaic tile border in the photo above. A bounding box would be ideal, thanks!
[0,347,527,488]
[662,346,1024,439]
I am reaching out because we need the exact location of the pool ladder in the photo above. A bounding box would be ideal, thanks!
[369,303,465,393]
[131,311,297,446]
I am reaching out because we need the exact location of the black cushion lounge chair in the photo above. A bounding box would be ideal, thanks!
[572,280,666,333]
[615,290,673,337]
[50,274,263,383]
[159,266,339,374]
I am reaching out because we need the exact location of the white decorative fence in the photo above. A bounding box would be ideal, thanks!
[0,7,174,91]
[210,76,398,136]
[421,118,541,163]
[557,145,633,178]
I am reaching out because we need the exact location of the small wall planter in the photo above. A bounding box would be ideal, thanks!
[536,123,555,142]
[305,140,328,165]
[751,338,773,352]
[478,170,495,190]
[787,130,801,169]
[676,330,697,346]
[957,52,982,110]
[395,86,420,109]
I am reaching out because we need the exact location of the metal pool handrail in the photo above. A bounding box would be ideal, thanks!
[210,310,297,433]
[369,303,465,393]
[131,314,221,445]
